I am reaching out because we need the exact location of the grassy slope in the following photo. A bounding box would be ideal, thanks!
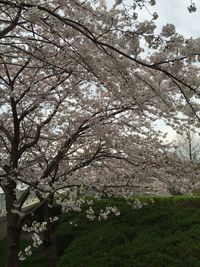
[2,196,200,266]
[56,197,200,267]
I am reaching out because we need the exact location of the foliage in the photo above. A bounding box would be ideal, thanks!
[1,197,200,266]
[56,197,200,267]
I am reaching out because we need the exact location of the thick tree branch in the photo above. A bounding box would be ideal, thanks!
[0,7,22,39]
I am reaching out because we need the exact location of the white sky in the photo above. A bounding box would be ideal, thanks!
[152,0,200,38]
[138,0,200,142]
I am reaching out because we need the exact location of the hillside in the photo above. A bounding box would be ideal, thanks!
[2,196,200,267]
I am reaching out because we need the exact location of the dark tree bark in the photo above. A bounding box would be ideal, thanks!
[4,181,21,267]
[42,196,54,247]
[5,217,21,267]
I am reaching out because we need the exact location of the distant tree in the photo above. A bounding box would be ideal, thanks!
[175,127,200,162]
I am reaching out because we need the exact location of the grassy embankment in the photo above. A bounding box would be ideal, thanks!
[1,196,200,266]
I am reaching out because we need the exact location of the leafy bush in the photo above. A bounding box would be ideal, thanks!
[56,197,200,267]
[2,197,200,266]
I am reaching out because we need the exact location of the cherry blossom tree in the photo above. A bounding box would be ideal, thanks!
[0,1,200,267]
[0,43,169,266]
[0,51,168,266]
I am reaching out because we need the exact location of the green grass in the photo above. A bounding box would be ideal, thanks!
[56,197,200,267]
[2,196,200,266]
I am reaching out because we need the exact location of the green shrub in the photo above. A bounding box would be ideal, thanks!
[2,196,200,267]
[56,197,200,267]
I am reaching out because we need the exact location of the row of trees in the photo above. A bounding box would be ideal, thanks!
[0,1,200,266]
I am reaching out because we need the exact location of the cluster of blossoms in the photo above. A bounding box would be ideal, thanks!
[98,206,120,221]
[32,233,43,248]
[22,221,47,234]
[18,251,27,262]
[133,0,156,9]
[161,24,176,38]
[18,232,42,261]
[131,199,144,209]
[130,198,155,209]
[86,207,96,221]
[18,220,48,260]
[86,206,120,221]
[187,3,197,13]
[57,196,86,213]
[49,216,59,223]
[24,246,32,256]
[56,187,89,213]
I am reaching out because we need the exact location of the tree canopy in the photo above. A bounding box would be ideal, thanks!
[0,1,200,267]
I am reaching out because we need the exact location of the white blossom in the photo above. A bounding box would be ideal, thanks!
[132,199,143,209]
[98,206,120,221]
[161,24,176,38]
[86,207,96,221]
[18,252,26,262]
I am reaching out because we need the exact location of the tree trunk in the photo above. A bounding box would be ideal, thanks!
[42,197,54,247]
[4,182,21,267]
[5,214,21,267]
[43,223,52,247]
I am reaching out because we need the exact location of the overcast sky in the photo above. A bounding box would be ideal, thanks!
[107,0,200,39]
[137,0,200,142]
[152,0,200,38]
